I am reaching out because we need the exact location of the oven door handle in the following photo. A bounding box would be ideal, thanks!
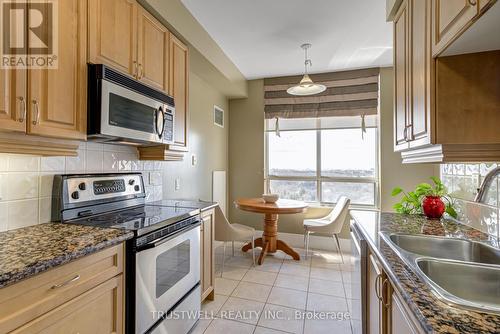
[136,221,201,253]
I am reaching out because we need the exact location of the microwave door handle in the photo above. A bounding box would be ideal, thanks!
[154,107,163,139]
[159,107,166,138]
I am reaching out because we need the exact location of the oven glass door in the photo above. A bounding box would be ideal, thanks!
[100,80,165,143]
[136,225,200,334]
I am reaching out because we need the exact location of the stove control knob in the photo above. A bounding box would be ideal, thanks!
[71,191,79,200]
[134,185,140,191]
[78,182,86,191]
[129,179,135,185]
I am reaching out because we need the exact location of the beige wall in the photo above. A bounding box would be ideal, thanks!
[378,67,438,211]
[228,80,265,229]
[162,70,229,201]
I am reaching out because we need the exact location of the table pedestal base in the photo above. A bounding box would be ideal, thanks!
[242,238,300,265]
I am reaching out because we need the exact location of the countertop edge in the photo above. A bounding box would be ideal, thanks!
[350,211,433,333]
[0,231,134,289]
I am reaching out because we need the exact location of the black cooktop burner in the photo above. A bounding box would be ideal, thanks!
[70,204,199,236]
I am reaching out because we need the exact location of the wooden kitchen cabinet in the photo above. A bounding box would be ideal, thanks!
[169,34,189,150]
[28,0,87,140]
[0,0,86,154]
[88,0,138,77]
[200,208,215,301]
[138,34,190,161]
[0,244,125,333]
[366,249,424,334]
[389,288,420,334]
[367,253,387,334]
[88,0,172,96]
[393,0,410,151]
[391,0,500,163]
[431,0,479,56]
[10,275,123,334]
[137,6,170,92]
[394,0,433,152]
[0,69,26,133]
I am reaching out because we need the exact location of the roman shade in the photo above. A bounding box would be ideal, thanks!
[264,67,380,119]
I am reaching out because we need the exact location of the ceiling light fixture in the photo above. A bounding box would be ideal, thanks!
[287,43,326,96]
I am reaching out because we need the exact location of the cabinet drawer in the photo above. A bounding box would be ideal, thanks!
[0,244,124,333]
[10,275,123,334]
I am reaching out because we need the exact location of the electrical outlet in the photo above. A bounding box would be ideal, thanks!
[175,178,180,191]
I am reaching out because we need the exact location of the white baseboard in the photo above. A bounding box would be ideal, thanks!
[254,230,352,253]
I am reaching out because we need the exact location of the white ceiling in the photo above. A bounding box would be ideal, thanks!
[180,0,393,79]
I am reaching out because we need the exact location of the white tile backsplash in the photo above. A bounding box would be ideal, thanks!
[40,156,65,172]
[8,155,39,172]
[6,173,39,200]
[86,150,104,173]
[0,145,163,231]
[66,150,85,173]
[0,202,7,231]
[7,199,39,230]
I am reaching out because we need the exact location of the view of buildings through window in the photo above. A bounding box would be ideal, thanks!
[265,117,378,207]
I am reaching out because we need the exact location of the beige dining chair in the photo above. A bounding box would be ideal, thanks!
[303,196,350,262]
[214,206,256,273]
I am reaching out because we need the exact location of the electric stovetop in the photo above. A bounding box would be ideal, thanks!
[68,204,200,236]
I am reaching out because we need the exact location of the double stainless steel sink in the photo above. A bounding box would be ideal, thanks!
[380,232,500,314]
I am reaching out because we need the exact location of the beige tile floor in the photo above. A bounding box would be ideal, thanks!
[192,241,360,334]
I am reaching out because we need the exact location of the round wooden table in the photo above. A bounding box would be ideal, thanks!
[235,198,308,265]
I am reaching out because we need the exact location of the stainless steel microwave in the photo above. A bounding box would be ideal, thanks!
[87,64,174,145]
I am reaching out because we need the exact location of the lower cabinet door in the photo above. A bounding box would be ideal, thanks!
[11,275,124,334]
[201,209,215,301]
[390,289,421,334]
[368,254,383,334]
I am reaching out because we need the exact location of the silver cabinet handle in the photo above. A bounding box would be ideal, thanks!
[133,61,138,78]
[382,279,391,308]
[50,274,80,289]
[138,63,143,80]
[406,124,413,141]
[375,274,383,302]
[32,100,40,125]
[17,97,26,123]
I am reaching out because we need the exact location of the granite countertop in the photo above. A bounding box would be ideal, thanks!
[150,199,218,211]
[0,223,133,289]
[350,211,500,334]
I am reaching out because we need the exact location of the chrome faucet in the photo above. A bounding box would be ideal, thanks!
[474,166,500,203]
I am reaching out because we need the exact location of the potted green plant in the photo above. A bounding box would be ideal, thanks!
[391,177,457,219]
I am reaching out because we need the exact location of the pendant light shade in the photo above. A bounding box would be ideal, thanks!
[287,44,326,96]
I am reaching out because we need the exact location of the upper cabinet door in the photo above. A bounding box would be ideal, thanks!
[88,0,138,76]
[137,7,169,93]
[0,69,26,133]
[27,0,87,140]
[409,0,433,148]
[169,34,189,150]
[432,0,479,56]
[393,1,409,151]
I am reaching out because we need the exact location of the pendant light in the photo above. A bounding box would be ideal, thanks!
[287,43,326,96]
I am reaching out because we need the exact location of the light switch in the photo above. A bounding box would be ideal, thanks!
[175,178,180,191]
[191,154,197,166]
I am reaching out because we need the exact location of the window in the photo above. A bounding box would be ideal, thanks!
[265,117,379,207]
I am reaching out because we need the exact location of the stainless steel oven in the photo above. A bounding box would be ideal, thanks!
[87,64,174,145]
[136,221,201,334]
